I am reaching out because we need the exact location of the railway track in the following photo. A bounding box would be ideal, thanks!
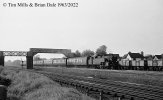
[35,69,163,100]
[2,66,163,100]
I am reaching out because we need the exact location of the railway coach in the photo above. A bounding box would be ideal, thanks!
[43,59,53,66]
[52,58,67,67]
[33,60,44,66]
[66,56,90,67]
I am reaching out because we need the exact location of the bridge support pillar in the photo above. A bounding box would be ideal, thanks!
[0,56,4,66]
[26,52,33,69]
[26,56,33,69]
[0,52,4,66]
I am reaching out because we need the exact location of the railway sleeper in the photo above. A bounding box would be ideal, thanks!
[102,84,163,99]
[66,79,163,99]
[73,78,163,97]
[92,78,163,93]
[78,81,163,100]
[97,81,163,95]
[113,88,163,100]
[43,71,163,96]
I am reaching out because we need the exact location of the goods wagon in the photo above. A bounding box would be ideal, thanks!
[153,60,158,66]
[122,60,127,66]
[139,60,144,66]
[67,57,89,66]
[118,60,122,65]
[157,60,163,70]
[157,60,163,66]
[138,60,144,70]
[147,60,153,66]
[125,60,130,66]
[135,61,140,66]
[152,60,163,70]
[131,60,136,66]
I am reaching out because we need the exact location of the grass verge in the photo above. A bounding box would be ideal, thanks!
[0,67,94,100]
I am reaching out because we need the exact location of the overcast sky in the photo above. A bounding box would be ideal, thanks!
[0,0,163,60]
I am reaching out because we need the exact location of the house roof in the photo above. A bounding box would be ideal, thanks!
[154,55,162,59]
[144,55,153,59]
[122,52,144,59]
[122,54,128,59]
[93,53,120,58]
[129,52,144,59]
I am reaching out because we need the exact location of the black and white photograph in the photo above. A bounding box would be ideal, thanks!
[0,0,163,100]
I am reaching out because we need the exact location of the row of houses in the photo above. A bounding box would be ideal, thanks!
[121,51,163,61]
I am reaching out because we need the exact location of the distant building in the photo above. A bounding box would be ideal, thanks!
[153,55,162,60]
[122,52,144,61]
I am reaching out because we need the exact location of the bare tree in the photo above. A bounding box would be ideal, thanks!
[33,55,41,60]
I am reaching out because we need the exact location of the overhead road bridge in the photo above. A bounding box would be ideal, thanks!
[0,48,71,69]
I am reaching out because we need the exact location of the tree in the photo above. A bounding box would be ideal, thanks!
[65,52,76,58]
[81,49,94,57]
[96,45,107,55]
[13,60,21,66]
[33,55,41,60]
[64,50,81,58]
[75,50,81,57]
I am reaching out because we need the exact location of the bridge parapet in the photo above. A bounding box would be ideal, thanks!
[3,51,27,56]
[30,48,71,55]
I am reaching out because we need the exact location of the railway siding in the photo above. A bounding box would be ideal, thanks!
[37,67,163,87]
[36,70,163,100]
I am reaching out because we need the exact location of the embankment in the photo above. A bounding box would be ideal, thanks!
[0,67,94,100]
